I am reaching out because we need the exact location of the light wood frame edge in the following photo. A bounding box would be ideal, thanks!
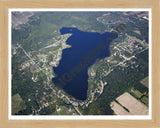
[0,0,160,128]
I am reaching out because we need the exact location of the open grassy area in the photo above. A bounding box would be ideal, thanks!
[141,96,148,106]
[140,76,149,88]
[54,106,77,115]
[12,93,26,115]
[130,88,143,99]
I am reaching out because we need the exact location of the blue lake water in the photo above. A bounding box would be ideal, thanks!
[52,27,118,100]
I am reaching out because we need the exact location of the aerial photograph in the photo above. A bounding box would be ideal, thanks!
[11,10,149,116]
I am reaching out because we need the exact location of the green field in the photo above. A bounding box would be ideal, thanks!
[12,93,26,115]
[141,96,148,106]
[130,88,143,99]
[140,76,149,88]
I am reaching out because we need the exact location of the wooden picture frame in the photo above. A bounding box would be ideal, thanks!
[0,0,160,127]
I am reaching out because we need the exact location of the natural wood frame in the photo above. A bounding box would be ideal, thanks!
[0,0,160,127]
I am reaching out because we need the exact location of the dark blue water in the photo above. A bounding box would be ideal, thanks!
[52,27,118,100]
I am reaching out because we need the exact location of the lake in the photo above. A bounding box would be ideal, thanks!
[52,27,118,100]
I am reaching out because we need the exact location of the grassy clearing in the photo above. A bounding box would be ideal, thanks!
[12,93,26,115]
[54,106,77,115]
[140,76,149,88]
[141,96,148,106]
[130,88,143,99]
